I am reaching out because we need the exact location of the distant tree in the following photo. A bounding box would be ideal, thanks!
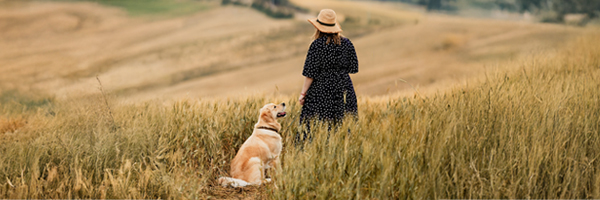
[553,0,600,18]
[494,0,518,11]
[427,0,442,11]
[416,0,453,11]
[516,0,547,13]
[383,0,457,11]
[381,0,599,18]
[261,0,290,6]
[515,0,600,19]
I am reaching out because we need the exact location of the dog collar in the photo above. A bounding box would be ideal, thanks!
[257,126,279,133]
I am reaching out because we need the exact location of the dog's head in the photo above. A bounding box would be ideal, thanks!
[256,102,286,131]
[260,102,286,119]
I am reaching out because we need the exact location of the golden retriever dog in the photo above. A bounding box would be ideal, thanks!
[218,102,287,187]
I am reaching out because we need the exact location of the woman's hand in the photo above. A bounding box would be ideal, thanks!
[300,77,312,106]
[299,93,306,105]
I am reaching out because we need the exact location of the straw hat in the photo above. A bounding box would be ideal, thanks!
[308,9,342,33]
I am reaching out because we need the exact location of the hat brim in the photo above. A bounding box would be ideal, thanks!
[308,18,342,33]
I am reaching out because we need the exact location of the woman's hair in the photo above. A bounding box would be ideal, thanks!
[313,30,343,45]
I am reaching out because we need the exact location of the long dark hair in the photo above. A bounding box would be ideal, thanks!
[313,30,343,45]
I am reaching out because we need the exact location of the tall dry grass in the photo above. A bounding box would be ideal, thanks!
[275,34,600,199]
[1,33,599,199]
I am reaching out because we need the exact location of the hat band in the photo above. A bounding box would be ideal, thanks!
[317,19,336,27]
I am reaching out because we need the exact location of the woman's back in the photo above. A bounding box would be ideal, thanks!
[303,36,358,79]
[297,9,358,142]
[305,37,358,77]
[301,36,358,122]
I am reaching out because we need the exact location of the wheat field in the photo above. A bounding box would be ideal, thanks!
[1,31,599,198]
[2,0,600,199]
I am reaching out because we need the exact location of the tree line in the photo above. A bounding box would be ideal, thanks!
[390,0,600,20]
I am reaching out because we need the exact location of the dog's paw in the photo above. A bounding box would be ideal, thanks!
[231,181,250,187]
[217,177,228,187]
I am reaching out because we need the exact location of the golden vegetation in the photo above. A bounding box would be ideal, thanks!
[1,32,599,198]
[277,34,600,199]
[1,0,599,198]
[0,117,26,134]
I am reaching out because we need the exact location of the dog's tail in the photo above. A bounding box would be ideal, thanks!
[217,177,251,187]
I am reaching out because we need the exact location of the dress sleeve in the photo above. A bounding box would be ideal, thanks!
[302,41,320,79]
[345,38,359,74]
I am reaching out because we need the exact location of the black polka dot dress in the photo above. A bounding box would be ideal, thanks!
[300,36,358,126]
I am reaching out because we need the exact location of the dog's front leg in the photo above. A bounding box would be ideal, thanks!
[266,158,280,189]
[270,157,280,171]
[264,157,280,178]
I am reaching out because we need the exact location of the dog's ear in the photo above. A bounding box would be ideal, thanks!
[260,107,275,124]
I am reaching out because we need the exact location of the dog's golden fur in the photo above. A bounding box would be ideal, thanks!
[218,102,286,187]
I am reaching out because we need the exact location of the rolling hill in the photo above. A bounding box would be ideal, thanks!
[0,0,584,101]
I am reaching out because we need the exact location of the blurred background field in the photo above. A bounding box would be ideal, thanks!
[1,0,600,199]
[0,0,593,100]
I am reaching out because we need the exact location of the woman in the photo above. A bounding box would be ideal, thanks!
[297,9,359,142]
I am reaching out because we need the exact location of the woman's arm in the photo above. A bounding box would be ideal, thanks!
[299,77,314,105]
[346,38,359,74]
